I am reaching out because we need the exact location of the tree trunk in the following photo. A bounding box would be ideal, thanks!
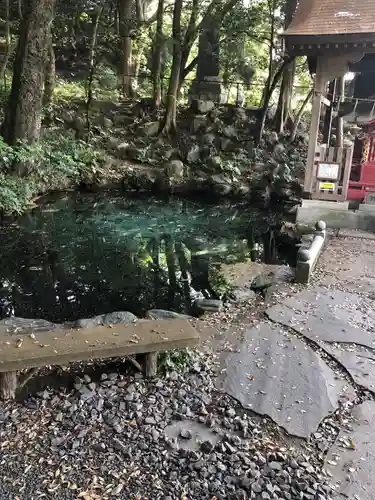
[274,58,296,133]
[43,25,55,108]
[0,0,10,88]
[152,0,164,108]
[118,0,134,97]
[2,0,56,171]
[161,0,183,134]
[86,5,104,136]
[290,89,313,142]
[273,0,297,133]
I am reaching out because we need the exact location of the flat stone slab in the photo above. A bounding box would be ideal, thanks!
[324,343,375,394]
[218,322,352,438]
[0,319,199,372]
[266,287,375,348]
[325,400,375,499]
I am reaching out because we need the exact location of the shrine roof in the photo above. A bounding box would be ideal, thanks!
[283,0,375,37]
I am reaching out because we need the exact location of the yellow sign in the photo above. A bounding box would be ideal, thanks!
[319,182,335,191]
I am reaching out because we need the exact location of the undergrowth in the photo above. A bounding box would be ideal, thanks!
[0,133,104,215]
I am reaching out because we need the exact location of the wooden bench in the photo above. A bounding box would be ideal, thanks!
[0,319,199,400]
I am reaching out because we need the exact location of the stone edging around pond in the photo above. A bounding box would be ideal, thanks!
[295,220,327,284]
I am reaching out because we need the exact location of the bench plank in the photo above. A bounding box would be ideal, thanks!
[0,319,199,373]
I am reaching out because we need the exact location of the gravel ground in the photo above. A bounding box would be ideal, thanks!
[0,353,334,500]
[1,231,373,500]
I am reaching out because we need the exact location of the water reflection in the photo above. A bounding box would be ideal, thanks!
[0,194,296,322]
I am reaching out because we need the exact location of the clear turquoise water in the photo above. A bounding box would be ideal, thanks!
[0,194,295,322]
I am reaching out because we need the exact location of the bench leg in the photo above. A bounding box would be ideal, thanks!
[0,372,17,400]
[144,352,158,377]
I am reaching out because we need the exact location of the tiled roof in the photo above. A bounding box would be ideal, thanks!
[284,0,375,36]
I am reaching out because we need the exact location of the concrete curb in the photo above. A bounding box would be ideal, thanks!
[295,221,327,283]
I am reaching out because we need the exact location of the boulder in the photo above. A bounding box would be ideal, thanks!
[207,156,222,171]
[222,125,237,138]
[231,288,256,304]
[191,115,208,133]
[146,309,193,320]
[202,133,216,145]
[220,138,232,151]
[210,174,232,195]
[193,99,215,114]
[139,121,160,137]
[75,311,137,329]
[186,145,201,163]
[196,299,223,313]
[273,143,285,161]
[164,160,185,180]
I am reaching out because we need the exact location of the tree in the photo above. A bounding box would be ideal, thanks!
[160,0,183,134]
[152,0,164,107]
[274,0,297,133]
[2,0,56,175]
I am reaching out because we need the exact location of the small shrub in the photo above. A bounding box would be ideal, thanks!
[158,348,195,375]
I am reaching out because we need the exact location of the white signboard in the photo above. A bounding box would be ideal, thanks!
[317,162,340,180]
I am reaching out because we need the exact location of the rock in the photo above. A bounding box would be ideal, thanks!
[139,121,160,137]
[191,115,207,133]
[207,156,222,171]
[196,299,223,313]
[186,145,201,163]
[273,143,285,161]
[75,311,137,328]
[231,288,256,304]
[210,174,232,196]
[193,100,215,114]
[220,138,232,151]
[164,160,185,180]
[146,310,193,320]
[222,125,237,138]
[102,311,137,325]
[251,274,274,291]
[180,429,193,440]
[202,133,216,146]
[102,117,113,129]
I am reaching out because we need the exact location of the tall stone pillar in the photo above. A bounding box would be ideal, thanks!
[190,15,226,105]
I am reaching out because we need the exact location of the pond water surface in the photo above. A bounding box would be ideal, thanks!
[0,194,296,322]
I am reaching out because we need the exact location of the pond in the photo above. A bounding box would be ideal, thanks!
[0,194,297,322]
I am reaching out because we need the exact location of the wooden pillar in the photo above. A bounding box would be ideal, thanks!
[322,79,336,145]
[304,57,327,195]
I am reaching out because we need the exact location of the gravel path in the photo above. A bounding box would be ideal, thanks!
[0,354,333,499]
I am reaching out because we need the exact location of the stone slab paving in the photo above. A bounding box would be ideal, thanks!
[266,287,375,348]
[323,343,375,394]
[218,322,353,438]
[325,400,375,499]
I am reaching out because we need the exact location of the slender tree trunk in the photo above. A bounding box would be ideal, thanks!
[273,0,297,133]
[178,0,199,93]
[274,58,296,133]
[256,0,276,145]
[152,0,164,108]
[86,5,104,137]
[43,25,55,108]
[161,0,183,134]
[18,0,23,21]
[0,0,10,88]
[290,88,313,142]
[2,0,56,174]
[118,0,134,97]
